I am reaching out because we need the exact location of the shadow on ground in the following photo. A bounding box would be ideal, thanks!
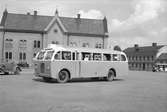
[32,77,124,84]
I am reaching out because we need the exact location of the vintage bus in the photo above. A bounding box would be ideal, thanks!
[33,44,128,83]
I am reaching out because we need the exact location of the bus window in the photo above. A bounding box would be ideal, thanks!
[76,52,79,60]
[82,52,91,61]
[62,51,71,60]
[121,54,126,61]
[113,54,120,61]
[45,51,54,60]
[93,53,101,61]
[37,51,46,60]
[54,51,61,60]
[103,54,111,61]
[72,52,75,60]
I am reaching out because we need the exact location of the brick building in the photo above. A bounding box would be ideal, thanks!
[0,9,108,66]
[124,43,165,71]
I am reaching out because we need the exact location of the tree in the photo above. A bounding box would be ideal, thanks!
[114,45,122,51]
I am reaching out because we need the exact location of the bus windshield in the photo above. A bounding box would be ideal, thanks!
[45,51,54,60]
[37,51,46,60]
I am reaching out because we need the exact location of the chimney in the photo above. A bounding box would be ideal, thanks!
[103,16,108,33]
[134,44,139,51]
[34,11,37,16]
[152,43,157,47]
[134,44,138,48]
[77,14,81,19]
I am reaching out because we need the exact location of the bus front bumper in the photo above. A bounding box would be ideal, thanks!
[34,72,51,78]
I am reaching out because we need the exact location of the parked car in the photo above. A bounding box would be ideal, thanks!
[0,62,22,75]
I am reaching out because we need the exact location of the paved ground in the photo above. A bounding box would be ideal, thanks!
[0,69,167,112]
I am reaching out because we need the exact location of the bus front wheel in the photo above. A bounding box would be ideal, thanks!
[107,69,115,81]
[57,70,70,83]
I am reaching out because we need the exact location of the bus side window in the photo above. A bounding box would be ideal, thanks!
[82,52,91,61]
[54,51,60,60]
[72,52,75,60]
[103,54,111,61]
[113,54,120,61]
[93,53,101,61]
[76,52,80,60]
[121,54,126,61]
[62,51,71,60]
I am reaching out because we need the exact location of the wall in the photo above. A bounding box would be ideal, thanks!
[69,35,104,48]
[3,32,42,66]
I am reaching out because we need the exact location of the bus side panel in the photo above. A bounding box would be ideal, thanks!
[80,61,129,78]
[51,61,80,79]
[97,61,129,77]
[80,61,100,78]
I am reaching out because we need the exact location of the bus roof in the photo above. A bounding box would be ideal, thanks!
[46,44,126,55]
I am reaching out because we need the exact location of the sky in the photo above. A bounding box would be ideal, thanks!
[0,0,167,49]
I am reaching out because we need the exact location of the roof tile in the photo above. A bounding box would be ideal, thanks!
[1,13,107,35]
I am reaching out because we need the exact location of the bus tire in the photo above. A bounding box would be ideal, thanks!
[57,70,70,83]
[106,69,115,81]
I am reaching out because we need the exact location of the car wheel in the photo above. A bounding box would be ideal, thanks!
[14,67,20,75]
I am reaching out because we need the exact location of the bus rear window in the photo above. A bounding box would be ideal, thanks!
[45,51,54,60]
[37,51,46,60]
[121,54,126,61]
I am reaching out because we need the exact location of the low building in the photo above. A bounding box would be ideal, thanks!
[124,43,164,71]
[0,9,109,66]
[155,46,167,72]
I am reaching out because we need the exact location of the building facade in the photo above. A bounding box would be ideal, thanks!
[0,9,109,66]
[124,43,164,71]
[155,46,167,71]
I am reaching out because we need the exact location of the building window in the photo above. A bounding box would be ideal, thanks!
[5,52,8,60]
[19,40,27,48]
[152,56,154,61]
[139,56,141,61]
[34,40,40,48]
[95,43,103,49]
[147,56,149,61]
[34,40,36,48]
[5,52,12,60]
[37,41,40,48]
[19,52,26,60]
[83,43,89,48]
[19,52,22,60]
[70,42,77,47]
[136,56,138,61]
[5,39,13,49]
[23,53,26,60]
[52,41,59,45]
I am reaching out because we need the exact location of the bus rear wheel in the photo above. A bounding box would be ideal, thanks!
[57,70,69,83]
[107,69,115,81]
